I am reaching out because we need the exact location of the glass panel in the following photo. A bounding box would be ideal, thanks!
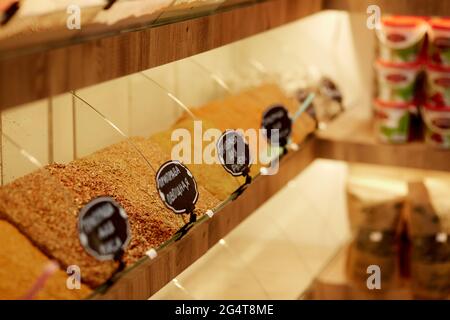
[0,132,96,299]
[172,239,270,299]
[140,65,244,202]
[1,99,51,184]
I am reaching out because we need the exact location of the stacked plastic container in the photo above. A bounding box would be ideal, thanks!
[375,16,450,149]
[374,16,427,144]
[424,18,450,149]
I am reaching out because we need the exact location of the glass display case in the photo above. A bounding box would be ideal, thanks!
[0,32,319,299]
[0,0,449,301]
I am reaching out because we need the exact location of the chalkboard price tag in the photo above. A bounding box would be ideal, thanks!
[261,105,292,147]
[156,160,199,214]
[217,130,252,177]
[78,197,130,261]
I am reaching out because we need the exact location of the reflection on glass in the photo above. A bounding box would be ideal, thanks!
[150,278,197,300]
[168,238,270,299]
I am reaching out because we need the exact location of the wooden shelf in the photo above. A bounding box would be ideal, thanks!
[0,0,321,110]
[315,110,450,172]
[91,138,316,299]
[323,0,450,16]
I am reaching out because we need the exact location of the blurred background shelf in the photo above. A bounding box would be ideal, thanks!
[0,0,321,110]
[315,110,450,173]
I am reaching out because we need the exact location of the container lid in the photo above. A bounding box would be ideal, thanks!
[429,18,450,31]
[376,59,422,70]
[424,102,450,112]
[374,99,414,110]
[382,16,427,28]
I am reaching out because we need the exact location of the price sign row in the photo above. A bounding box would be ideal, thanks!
[77,103,301,262]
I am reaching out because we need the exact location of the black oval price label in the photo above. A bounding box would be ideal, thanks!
[78,197,130,261]
[261,105,292,147]
[156,161,199,214]
[217,130,252,177]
